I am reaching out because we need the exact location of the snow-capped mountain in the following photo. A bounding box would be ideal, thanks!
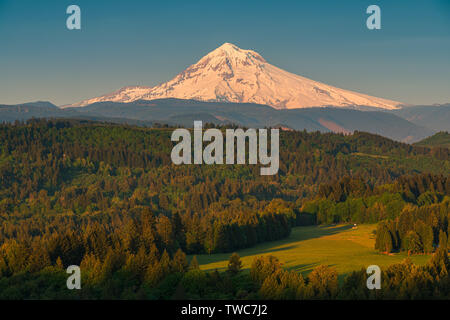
[67,43,402,110]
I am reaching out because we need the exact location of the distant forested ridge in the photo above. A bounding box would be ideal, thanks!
[0,98,440,142]
[0,119,448,299]
[415,131,450,149]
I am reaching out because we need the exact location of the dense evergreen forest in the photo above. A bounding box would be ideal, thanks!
[0,119,449,299]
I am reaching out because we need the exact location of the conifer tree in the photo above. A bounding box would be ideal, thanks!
[189,255,200,270]
[439,230,448,251]
[172,249,188,273]
[227,253,243,275]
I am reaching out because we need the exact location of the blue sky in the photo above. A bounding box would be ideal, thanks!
[1,0,450,106]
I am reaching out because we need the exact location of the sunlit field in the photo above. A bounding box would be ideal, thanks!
[195,224,431,278]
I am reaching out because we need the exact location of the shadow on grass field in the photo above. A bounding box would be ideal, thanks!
[193,224,432,277]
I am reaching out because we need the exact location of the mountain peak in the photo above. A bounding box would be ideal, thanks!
[69,43,402,110]
[217,42,240,51]
[212,42,250,55]
[203,42,266,65]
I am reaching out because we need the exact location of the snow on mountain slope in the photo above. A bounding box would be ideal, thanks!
[65,86,153,108]
[68,43,402,110]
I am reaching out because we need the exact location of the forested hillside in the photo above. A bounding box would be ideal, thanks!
[415,132,450,149]
[0,119,448,299]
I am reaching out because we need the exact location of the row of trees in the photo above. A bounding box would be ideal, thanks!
[375,203,449,254]
[0,206,293,278]
[251,249,450,299]
[1,250,449,299]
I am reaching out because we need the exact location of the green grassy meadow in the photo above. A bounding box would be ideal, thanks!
[194,224,432,278]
